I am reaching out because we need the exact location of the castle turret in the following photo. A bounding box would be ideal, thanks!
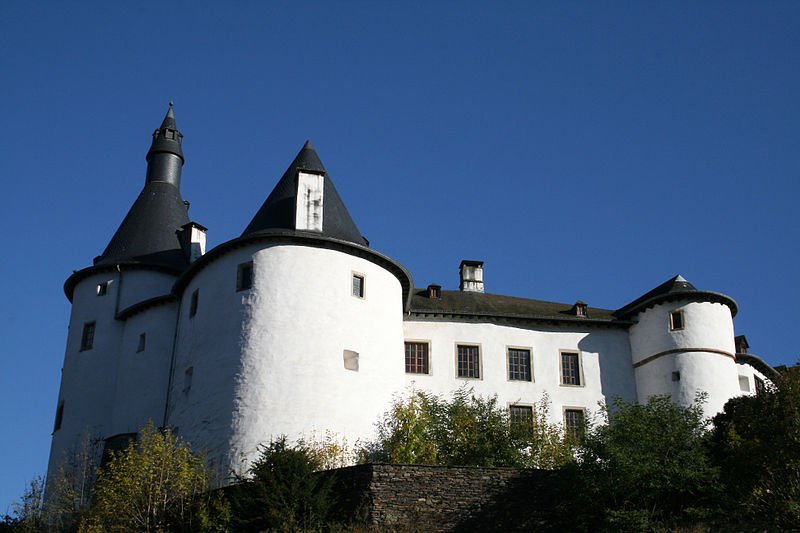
[616,275,740,417]
[166,141,411,479]
[48,105,197,485]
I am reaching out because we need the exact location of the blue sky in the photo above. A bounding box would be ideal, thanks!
[1,1,798,514]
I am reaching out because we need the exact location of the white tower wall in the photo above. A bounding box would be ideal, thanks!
[167,242,405,479]
[47,272,123,477]
[630,300,739,417]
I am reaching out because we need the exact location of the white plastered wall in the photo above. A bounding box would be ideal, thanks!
[630,300,740,417]
[167,243,406,481]
[402,320,636,425]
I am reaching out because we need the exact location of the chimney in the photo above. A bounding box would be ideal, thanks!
[459,260,484,293]
[179,222,208,263]
[426,284,442,299]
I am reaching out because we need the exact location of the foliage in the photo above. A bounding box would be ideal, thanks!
[565,395,720,532]
[78,421,223,533]
[364,387,574,468]
[228,437,335,532]
[45,433,102,531]
[300,431,359,470]
[708,368,800,530]
[0,477,45,533]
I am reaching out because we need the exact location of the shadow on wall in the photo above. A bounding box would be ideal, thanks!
[578,331,637,408]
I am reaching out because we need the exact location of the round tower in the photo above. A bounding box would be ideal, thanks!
[618,275,740,417]
[48,105,194,483]
[166,141,411,479]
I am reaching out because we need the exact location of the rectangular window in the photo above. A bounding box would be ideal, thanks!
[53,401,64,432]
[352,274,365,298]
[738,375,750,392]
[561,351,581,386]
[237,261,253,291]
[189,289,199,318]
[564,408,585,440]
[755,376,766,396]
[508,348,532,381]
[80,322,95,351]
[457,345,480,379]
[405,342,430,374]
[510,405,533,438]
[96,281,108,296]
[137,333,146,353]
[669,310,684,331]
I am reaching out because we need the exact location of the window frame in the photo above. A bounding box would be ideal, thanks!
[53,401,64,432]
[237,261,254,292]
[189,289,199,318]
[669,309,685,331]
[455,343,481,380]
[509,404,534,438]
[559,350,583,387]
[506,346,533,382]
[563,407,586,440]
[80,321,96,351]
[351,272,365,299]
[137,333,146,353]
[404,340,431,375]
[96,281,109,296]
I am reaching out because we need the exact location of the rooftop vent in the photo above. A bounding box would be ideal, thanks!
[459,260,484,293]
[570,300,588,317]
[427,284,442,299]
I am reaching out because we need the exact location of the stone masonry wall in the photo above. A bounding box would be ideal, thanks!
[325,463,560,532]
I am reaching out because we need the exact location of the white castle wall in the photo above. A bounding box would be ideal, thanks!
[110,302,179,436]
[630,300,740,417]
[118,270,177,311]
[167,242,406,480]
[47,272,124,475]
[402,320,636,424]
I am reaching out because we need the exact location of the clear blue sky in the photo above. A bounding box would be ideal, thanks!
[1,1,797,514]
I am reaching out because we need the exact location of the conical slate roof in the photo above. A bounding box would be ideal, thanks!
[242,141,367,246]
[94,106,191,270]
[615,274,737,318]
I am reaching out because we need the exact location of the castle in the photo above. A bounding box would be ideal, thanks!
[48,105,777,481]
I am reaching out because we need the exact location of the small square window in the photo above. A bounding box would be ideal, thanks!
[97,281,109,296]
[457,345,480,379]
[137,333,146,353]
[560,352,581,386]
[343,350,359,371]
[564,408,585,440]
[405,342,430,374]
[352,274,365,298]
[738,375,750,392]
[80,322,95,351]
[237,261,253,292]
[189,289,199,318]
[508,348,532,381]
[669,310,684,331]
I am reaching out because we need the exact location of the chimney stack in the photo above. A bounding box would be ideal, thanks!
[459,260,484,293]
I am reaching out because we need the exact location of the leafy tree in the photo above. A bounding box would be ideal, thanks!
[364,387,573,468]
[228,437,335,533]
[45,433,102,531]
[708,368,800,529]
[78,421,223,532]
[566,395,720,532]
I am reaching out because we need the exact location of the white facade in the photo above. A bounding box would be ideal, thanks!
[47,127,778,486]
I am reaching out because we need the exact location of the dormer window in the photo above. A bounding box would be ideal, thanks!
[669,310,684,331]
[571,300,588,317]
[295,171,324,232]
[427,284,441,299]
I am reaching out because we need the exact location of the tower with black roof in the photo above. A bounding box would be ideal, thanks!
[164,140,412,477]
[48,105,204,484]
[616,275,741,416]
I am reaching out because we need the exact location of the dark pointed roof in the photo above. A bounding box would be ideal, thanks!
[94,105,190,270]
[242,141,368,245]
[614,275,737,319]
[146,102,184,163]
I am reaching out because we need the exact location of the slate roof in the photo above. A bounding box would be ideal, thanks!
[242,140,368,246]
[614,275,738,319]
[408,289,623,326]
[94,106,191,270]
